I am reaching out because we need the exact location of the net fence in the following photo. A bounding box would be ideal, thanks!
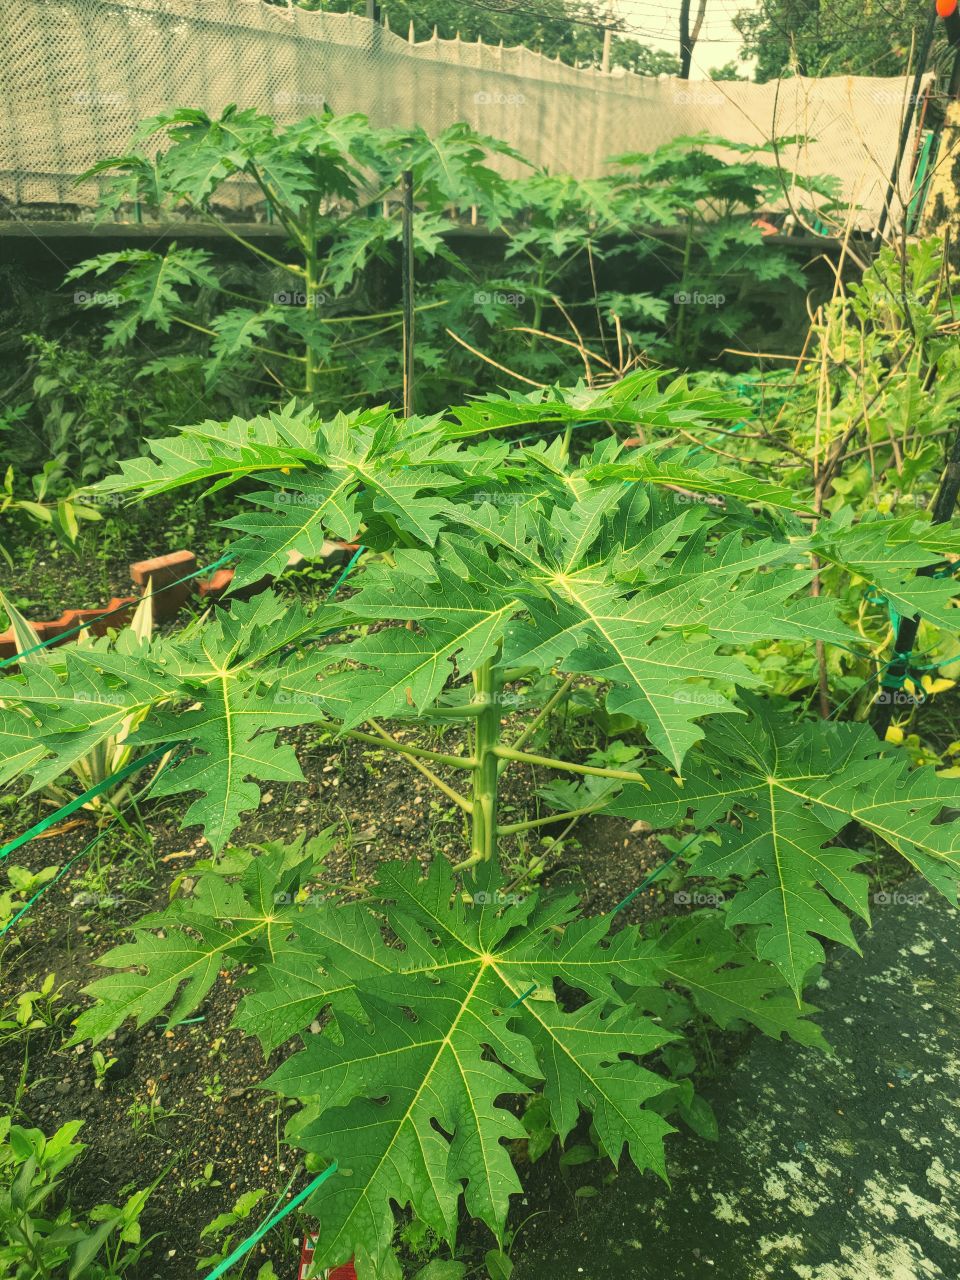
[2,0,925,227]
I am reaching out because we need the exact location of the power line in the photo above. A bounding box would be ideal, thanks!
[450,0,740,44]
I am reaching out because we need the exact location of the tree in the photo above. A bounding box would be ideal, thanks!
[679,0,708,78]
[709,59,747,81]
[309,0,678,74]
[734,0,935,81]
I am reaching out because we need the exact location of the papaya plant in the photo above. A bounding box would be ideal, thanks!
[67,107,523,401]
[609,133,843,363]
[2,369,959,1276]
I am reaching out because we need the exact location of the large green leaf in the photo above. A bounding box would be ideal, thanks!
[609,696,960,991]
[72,853,702,1277]
[4,594,329,851]
[814,513,960,628]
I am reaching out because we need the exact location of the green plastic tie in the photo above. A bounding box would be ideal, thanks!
[0,552,234,670]
[0,744,186,934]
[687,417,750,459]
[505,983,537,1010]
[1,545,364,873]
[0,744,173,864]
[609,832,700,918]
[0,826,112,937]
[201,1161,339,1280]
[325,545,365,601]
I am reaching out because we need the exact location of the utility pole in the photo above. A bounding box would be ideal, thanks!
[601,26,611,74]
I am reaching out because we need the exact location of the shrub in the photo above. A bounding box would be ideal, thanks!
[3,370,957,1275]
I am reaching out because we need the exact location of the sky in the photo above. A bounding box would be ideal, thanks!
[612,0,760,78]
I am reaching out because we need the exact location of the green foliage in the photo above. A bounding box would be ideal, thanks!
[0,972,63,1043]
[609,135,842,362]
[68,846,817,1277]
[0,1118,155,1278]
[0,588,168,817]
[6,335,230,485]
[0,462,101,564]
[734,0,940,81]
[4,366,957,1276]
[72,107,523,404]
[196,1186,270,1272]
[61,110,840,426]
[697,239,960,719]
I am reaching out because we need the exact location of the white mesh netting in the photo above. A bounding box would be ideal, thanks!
[2,0,923,226]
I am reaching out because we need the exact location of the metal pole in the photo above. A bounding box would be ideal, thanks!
[873,22,960,733]
[874,420,960,735]
[401,168,415,416]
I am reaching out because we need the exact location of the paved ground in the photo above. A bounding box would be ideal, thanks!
[514,880,960,1279]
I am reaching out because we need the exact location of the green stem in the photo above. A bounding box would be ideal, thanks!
[471,656,503,863]
[344,729,477,771]
[530,259,546,351]
[673,207,695,363]
[304,202,320,398]
[419,703,485,720]
[501,672,575,772]
[319,300,448,325]
[493,745,648,787]
[366,720,473,814]
[197,206,305,276]
[498,800,609,834]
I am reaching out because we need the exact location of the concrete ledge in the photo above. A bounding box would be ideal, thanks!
[515,881,960,1280]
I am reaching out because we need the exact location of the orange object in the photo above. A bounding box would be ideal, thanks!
[937,0,957,17]
[752,217,780,236]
